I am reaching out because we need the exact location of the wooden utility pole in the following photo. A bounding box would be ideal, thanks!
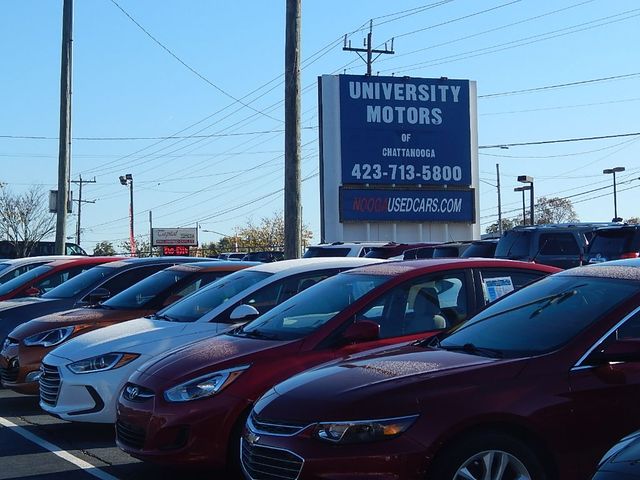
[284,0,301,259]
[343,20,394,75]
[71,175,96,246]
[496,164,502,235]
[55,0,73,255]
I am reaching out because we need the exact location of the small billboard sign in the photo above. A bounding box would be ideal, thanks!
[152,228,198,246]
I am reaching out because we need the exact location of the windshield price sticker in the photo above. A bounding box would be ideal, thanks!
[338,75,472,187]
[483,277,515,303]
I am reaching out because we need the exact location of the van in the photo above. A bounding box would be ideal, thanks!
[585,225,640,263]
[0,241,87,259]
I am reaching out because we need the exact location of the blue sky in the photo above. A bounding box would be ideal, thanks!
[1,0,639,252]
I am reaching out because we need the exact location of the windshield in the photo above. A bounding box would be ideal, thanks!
[0,262,44,285]
[159,270,272,322]
[589,229,640,256]
[439,275,639,357]
[0,263,10,274]
[303,247,351,258]
[495,231,531,258]
[0,265,53,295]
[235,273,389,341]
[42,265,113,299]
[102,268,193,309]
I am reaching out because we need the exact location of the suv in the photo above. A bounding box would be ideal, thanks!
[494,224,614,269]
[460,239,499,258]
[364,242,441,259]
[585,224,640,263]
[303,242,389,258]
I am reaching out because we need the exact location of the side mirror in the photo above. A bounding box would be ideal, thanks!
[88,287,110,305]
[24,286,41,297]
[591,339,640,364]
[230,304,260,321]
[342,320,380,343]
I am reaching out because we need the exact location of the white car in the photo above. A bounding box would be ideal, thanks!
[39,257,382,423]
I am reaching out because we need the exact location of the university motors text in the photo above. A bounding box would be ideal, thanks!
[348,80,462,126]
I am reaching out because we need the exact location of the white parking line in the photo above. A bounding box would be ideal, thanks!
[0,416,118,480]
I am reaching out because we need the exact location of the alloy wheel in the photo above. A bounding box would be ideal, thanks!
[453,449,531,480]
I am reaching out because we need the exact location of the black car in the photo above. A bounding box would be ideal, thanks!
[494,223,615,269]
[586,225,640,264]
[593,430,640,479]
[0,256,207,341]
[241,251,284,262]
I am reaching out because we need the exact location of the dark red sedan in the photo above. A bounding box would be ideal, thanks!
[245,259,640,480]
[115,258,558,470]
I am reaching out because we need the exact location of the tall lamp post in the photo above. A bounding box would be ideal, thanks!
[514,186,531,225]
[119,174,135,256]
[517,175,534,225]
[603,167,625,222]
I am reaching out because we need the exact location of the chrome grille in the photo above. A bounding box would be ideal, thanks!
[248,412,308,436]
[0,358,19,383]
[39,363,61,406]
[116,420,146,450]
[241,439,303,480]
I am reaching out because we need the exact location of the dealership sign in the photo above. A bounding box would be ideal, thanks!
[341,188,474,222]
[152,228,198,246]
[339,75,471,186]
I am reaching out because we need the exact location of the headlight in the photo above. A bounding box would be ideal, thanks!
[24,326,76,347]
[164,365,249,403]
[312,415,418,444]
[67,352,140,374]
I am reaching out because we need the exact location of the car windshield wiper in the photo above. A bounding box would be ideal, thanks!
[439,342,504,358]
[529,289,578,318]
[151,313,178,322]
[235,329,280,341]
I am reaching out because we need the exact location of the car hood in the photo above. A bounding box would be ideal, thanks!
[133,334,296,384]
[0,296,53,312]
[9,307,154,340]
[255,345,520,422]
[47,317,236,362]
[596,430,640,477]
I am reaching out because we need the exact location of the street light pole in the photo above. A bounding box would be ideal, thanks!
[119,174,135,256]
[518,175,535,225]
[603,167,625,222]
[514,186,531,225]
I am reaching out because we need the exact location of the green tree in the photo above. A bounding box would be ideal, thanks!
[534,197,579,225]
[118,236,158,257]
[625,216,640,224]
[484,217,519,235]
[93,240,117,256]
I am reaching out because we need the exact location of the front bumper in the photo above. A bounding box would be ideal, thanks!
[39,353,146,423]
[1,341,47,395]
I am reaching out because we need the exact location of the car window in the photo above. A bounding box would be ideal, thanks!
[589,229,640,256]
[0,265,54,295]
[478,268,546,304]
[303,247,351,258]
[613,312,640,340]
[495,231,531,258]
[172,271,226,299]
[538,233,580,255]
[34,265,90,293]
[356,272,468,337]
[0,262,46,285]
[92,265,170,300]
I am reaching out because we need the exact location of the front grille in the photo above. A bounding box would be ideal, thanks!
[122,383,155,402]
[0,358,19,383]
[39,363,61,406]
[241,439,303,480]
[248,412,308,436]
[116,420,146,450]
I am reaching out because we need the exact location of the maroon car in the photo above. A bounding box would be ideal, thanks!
[115,259,558,470]
[244,259,640,480]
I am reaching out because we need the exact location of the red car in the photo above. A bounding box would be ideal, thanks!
[0,256,120,301]
[244,259,640,480]
[115,259,558,470]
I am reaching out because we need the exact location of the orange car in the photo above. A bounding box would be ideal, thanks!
[1,260,254,395]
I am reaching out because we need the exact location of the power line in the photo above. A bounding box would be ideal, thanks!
[479,132,640,149]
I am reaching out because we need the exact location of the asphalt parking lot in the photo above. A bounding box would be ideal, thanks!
[0,388,240,479]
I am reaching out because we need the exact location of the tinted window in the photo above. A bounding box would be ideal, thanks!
[538,233,580,255]
[303,247,351,258]
[103,268,194,309]
[461,242,497,258]
[404,247,436,259]
[433,246,462,258]
[0,262,47,285]
[478,268,546,304]
[0,265,53,295]
[440,275,638,357]
[495,231,531,258]
[235,273,389,341]
[42,265,114,299]
[34,265,89,293]
[589,229,640,256]
[159,270,272,323]
[95,265,170,300]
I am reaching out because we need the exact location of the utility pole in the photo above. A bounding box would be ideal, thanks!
[343,20,394,75]
[284,0,301,259]
[496,164,502,235]
[71,175,96,246]
[55,0,73,255]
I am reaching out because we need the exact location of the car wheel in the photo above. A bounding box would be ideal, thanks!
[429,431,547,480]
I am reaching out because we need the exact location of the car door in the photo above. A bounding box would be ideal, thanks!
[568,310,640,477]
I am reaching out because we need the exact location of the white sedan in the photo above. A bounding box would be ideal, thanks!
[39,257,382,423]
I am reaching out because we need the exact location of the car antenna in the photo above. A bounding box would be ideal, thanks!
[530,238,549,264]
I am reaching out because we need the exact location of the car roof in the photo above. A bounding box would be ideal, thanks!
[0,255,87,266]
[559,258,640,280]
[307,242,389,248]
[166,260,261,272]
[344,257,560,277]
[242,257,384,275]
[45,256,124,268]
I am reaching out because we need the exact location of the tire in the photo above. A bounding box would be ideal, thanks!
[225,408,251,480]
[428,431,547,480]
